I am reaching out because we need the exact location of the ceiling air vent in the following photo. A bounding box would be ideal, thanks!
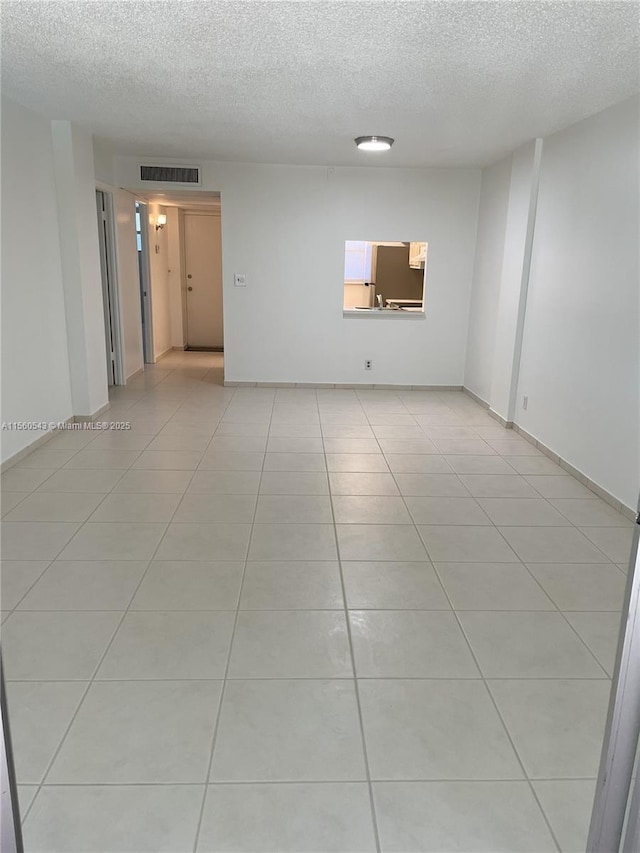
[139,164,201,185]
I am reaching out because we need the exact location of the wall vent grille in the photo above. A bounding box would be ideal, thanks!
[139,165,200,184]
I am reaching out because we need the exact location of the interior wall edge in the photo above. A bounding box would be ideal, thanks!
[462,386,636,518]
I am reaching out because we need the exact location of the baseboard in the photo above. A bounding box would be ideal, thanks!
[462,387,635,520]
[126,366,144,382]
[462,386,490,409]
[73,402,111,424]
[223,381,465,391]
[185,346,224,352]
[1,416,76,473]
[488,409,514,428]
[462,387,515,427]
[154,346,174,363]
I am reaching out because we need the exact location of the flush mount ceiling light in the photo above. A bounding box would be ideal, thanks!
[355,135,394,151]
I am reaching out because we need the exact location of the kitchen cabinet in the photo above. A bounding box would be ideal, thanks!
[409,242,427,269]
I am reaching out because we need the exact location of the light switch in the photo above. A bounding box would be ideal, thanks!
[234,273,247,287]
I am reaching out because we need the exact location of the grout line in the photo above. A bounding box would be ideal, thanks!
[190,382,274,853]
[20,362,237,826]
[426,560,564,853]
[323,394,383,853]
[15,775,600,787]
[7,675,613,683]
[6,362,626,843]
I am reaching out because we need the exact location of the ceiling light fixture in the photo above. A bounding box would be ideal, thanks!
[355,135,394,152]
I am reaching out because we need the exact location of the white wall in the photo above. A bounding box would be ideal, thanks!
[1,97,74,460]
[464,154,512,401]
[115,159,481,385]
[93,141,115,185]
[147,203,172,359]
[489,139,541,421]
[112,188,144,378]
[517,96,639,509]
[52,120,108,415]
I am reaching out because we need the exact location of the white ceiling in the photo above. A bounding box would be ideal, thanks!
[1,1,638,168]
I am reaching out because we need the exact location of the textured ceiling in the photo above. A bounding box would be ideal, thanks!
[1,1,638,167]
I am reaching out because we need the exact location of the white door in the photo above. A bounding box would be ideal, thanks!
[184,212,223,349]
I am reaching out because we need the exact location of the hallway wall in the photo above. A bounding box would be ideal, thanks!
[517,96,639,510]
[465,95,639,510]
[464,153,512,402]
[51,120,109,415]
[112,188,144,379]
[114,159,482,386]
[147,202,172,360]
[1,96,73,460]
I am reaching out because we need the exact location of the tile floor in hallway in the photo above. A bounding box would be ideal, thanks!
[1,351,635,852]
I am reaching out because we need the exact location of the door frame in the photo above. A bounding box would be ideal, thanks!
[178,208,188,347]
[95,187,125,385]
[182,208,223,351]
[587,500,640,851]
[135,200,155,363]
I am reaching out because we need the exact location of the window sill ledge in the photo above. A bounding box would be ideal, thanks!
[343,310,426,320]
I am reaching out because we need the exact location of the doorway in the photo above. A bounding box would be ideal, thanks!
[135,201,154,363]
[183,211,224,351]
[95,189,124,385]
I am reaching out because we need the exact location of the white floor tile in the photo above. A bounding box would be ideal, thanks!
[459,611,605,677]
[488,679,610,778]
[47,680,222,783]
[157,522,251,560]
[349,610,479,677]
[418,525,518,562]
[2,611,120,679]
[131,561,243,610]
[359,679,522,780]
[59,522,167,561]
[374,781,556,852]
[1,521,81,559]
[0,560,50,609]
[6,355,618,850]
[240,560,343,609]
[436,562,555,610]
[565,611,622,675]
[526,562,626,610]
[342,561,449,610]
[533,780,596,853]
[254,494,332,523]
[6,681,86,783]
[97,610,235,678]
[337,524,428,561]
[333,495,412,524]
[197,782,377,852]
[228,610,352,678]
[4,492,104,522]
[18,560,147,610]
[249,523,337,560]
[24,785,204,853]
[211,679,366,781]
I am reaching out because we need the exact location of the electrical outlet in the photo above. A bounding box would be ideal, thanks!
[365,360,372,370]
[523,395,528,410]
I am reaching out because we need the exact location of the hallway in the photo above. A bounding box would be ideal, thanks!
[2,352,633,852]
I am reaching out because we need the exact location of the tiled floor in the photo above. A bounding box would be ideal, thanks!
[2,351,633,852]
